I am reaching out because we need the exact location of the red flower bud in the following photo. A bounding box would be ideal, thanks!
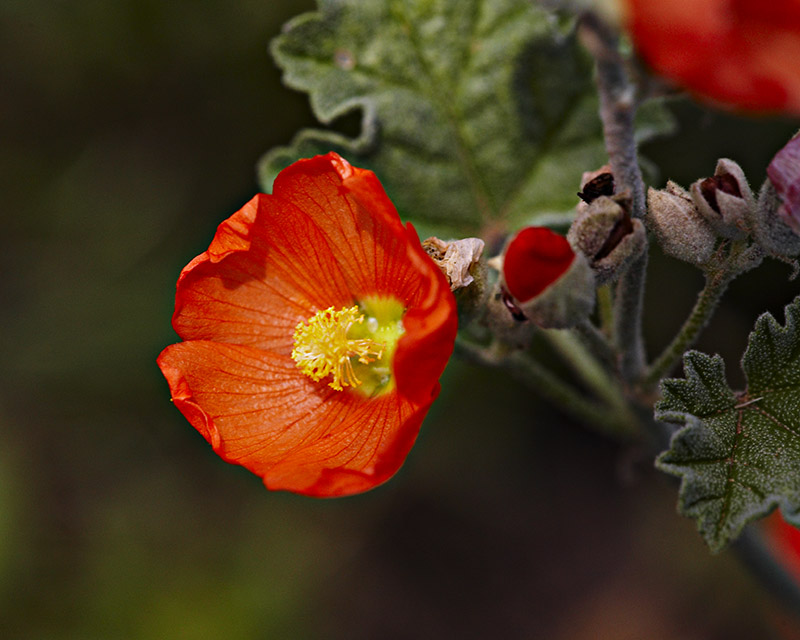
[503,227,575,303]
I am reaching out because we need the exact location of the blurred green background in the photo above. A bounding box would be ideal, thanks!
[3,2,800,638]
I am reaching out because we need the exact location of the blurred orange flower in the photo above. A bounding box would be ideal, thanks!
[158,153,457,497]
[766,512,800,580]
[625,0,800,114]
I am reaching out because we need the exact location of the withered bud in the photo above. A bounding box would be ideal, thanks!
[646,181,717,266]
[567,193,646,285]
[576,165,614,215]
[424,236,487,322]
[578,171,615,205]
[422,237,485,291]
[690,158,754,239]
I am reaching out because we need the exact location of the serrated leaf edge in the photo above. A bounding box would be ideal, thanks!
[742,295,800,392]
[655,297,800,551]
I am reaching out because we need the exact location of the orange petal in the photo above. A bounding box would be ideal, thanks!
[272,154,426,303]
[393,223,458,405]
[172,192,353,352]
[342,166,458,404]
[157,340,428,497]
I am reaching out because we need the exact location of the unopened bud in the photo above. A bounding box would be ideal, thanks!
[765,131,800,235]
[752,180,800,258]
[494,226,595,329]
[690,159,754,239]
[567,194,646,285]
[646,181,717,266]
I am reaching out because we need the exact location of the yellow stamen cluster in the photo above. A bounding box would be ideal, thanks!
[291,306,386,391]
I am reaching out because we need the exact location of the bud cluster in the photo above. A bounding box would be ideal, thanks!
[647,154,800,267]
[485,141,800,335]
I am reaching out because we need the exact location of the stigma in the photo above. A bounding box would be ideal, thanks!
[292,306,386,391]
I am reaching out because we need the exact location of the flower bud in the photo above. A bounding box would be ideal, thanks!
[690,159,754,240]
[495,226,595,329]
[751,180,800,258]
[766,131,800,235]
[567,194,646,285]
[646,181,717,266]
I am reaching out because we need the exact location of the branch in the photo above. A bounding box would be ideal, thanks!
[579,12,648,384]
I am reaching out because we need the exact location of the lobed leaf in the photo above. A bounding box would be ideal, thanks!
[656,296,800,552]
[260,0,673,236]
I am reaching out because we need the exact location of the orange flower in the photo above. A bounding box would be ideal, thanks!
[157,153,457,497]
[624,0,800,114]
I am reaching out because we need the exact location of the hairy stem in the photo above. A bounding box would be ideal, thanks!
[613,251,649,383]
[579,13,645,217]
[579,12,648,384]
[454,338,631,438]
[574,317,617,370]
[643,269,732,388]
[596,284,614,334]
[542,329,636,435]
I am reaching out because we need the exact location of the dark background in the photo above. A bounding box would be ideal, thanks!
[2,2,800,638]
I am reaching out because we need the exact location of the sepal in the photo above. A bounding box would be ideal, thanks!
[750,132,800,258]
[767,131,800,235]
[516,251,595,329]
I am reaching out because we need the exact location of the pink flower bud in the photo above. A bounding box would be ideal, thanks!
[766,131,800,234]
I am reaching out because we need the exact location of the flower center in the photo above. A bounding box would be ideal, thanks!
[291,298,405,395]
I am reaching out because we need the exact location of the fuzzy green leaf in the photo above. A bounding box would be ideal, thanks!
[260,0,672,236]
[656,296,800,552]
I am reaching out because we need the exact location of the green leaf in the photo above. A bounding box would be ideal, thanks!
[260,0,673,236]
[656,296,800,552]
